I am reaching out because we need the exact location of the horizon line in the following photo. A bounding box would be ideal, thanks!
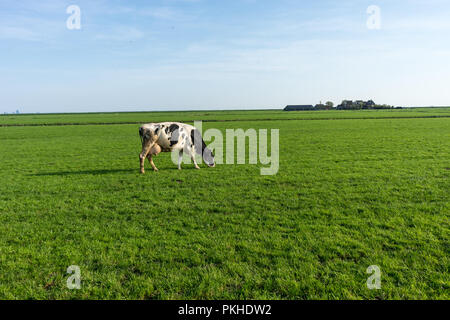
[1,106,450,116]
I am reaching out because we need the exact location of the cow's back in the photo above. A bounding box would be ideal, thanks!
[143,122,195,150]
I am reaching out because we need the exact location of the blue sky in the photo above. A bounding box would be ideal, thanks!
[1,0,450,113]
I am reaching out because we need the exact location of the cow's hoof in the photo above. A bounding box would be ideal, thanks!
[153,169,159,172]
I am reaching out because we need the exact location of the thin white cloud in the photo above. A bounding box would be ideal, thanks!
[140,7,179,19]
[386,17,450,31]
[95,26,145,42]
[0,26,40,41]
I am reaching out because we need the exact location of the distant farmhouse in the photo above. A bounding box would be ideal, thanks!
[285,100,394,111]
[336,100,393,110]
[337,100,375,110]
[284,105,315,111]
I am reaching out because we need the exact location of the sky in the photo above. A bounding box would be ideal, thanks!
[1,0,450,113]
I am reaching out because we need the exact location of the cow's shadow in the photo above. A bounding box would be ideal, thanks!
[29,169,137,176]
[29,167,201,176]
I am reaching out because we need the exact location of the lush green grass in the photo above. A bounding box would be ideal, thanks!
[1,107,449,126]
[0,110,448,299]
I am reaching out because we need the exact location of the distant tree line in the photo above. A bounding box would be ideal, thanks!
[285,100,397,111]
[336,100,394,110]
[2,110,20,115]
[314,101,335,110]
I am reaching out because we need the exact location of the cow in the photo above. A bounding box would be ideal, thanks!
[139,122,215,173]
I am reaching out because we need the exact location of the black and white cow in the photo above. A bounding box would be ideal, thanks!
[139,122,215,173]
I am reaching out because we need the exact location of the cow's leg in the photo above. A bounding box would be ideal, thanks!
[148,155,159,172]
[139,152,147,174]
[140,130,161,174]
[140,141,155,174]
[178,150,183,170]
[146,144,161,172]
[191,152,200,170]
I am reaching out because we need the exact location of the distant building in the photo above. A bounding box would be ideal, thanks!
[337,100,386,110]
[367,100,376,107]
[336,100,354,110]
[284,105,315,111]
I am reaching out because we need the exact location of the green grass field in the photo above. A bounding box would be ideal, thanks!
[0,109,448,299]
[1,108,450,126]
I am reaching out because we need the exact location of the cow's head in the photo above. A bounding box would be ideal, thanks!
[203,148,215,168]
[139,126,151,143]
